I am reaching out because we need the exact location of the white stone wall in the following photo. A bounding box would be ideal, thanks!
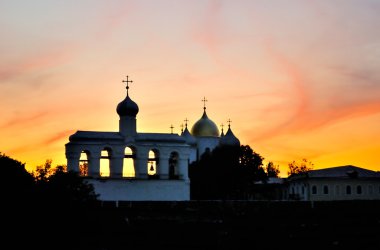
[288,179,380,201]
[196,137,219,159]
[87,179,190,201]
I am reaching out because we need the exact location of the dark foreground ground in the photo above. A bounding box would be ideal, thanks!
[7,200,380,250]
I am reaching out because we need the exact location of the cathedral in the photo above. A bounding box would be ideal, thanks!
[65,76,240,201]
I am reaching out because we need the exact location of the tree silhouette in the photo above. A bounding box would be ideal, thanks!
[34,160,99,207]
[0,152,35,204]
[189,145,267,200]
[287,158,314,177]
[265,161,280,178]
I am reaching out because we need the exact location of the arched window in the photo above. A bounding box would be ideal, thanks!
[346,185,352,195]
[356,185,362,195]
[79,150,90,176]
[323,185,329,195]
[100,148,111,177]
[169,152,179,179]
[123,147,135,178]
[148,149,159,178]
[312,186,317,195]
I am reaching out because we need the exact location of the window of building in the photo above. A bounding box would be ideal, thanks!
[148,149,159,178]
[79,150,90,176]
[169,151,179,179]
[346,185,351,195]
[100,149,112,177]
[356,185,362,195]
[312,186,317,194]
[123,147,135,178]
[323,185,329,195]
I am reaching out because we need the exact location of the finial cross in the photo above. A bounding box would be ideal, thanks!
[227,119,232,128]
[220,123,224,131]
[170,124,174,134]
[180,123,184,133]
[184,118,189,127]
[202,97,208,110]
[122,75,133,95]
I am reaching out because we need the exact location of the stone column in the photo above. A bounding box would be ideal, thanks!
[110,150,124,178]
[158,156,169,180]
[136,157,147,179]
[136,149,148,179]
[88,150,101,178]
[66,151,80,173]
[178,155,189,181]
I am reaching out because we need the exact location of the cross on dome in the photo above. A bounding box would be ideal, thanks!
[202,97,208,111]
[184,118,189,128]
[180,123,184,133]
[122,75,133,96]
[227,119,232,128]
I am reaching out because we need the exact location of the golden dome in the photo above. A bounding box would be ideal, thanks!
[191,111,220,137]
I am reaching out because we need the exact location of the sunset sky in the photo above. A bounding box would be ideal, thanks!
[1,0,380,177]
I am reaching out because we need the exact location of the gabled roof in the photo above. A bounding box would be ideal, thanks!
[307,165,380,178]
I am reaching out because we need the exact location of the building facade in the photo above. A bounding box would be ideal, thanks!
[285,165,380,201]
[65,77,240,201]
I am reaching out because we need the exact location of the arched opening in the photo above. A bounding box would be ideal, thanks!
[346,185,352,195]
[79,150,90,176]
[100,148,111,177]
[148,149,159,178]
[123,147,135,178]
[169,151,179,179]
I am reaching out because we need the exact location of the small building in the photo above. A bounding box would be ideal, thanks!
[285,165,380,201]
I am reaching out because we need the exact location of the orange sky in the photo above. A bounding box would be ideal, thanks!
[1,0,380,177]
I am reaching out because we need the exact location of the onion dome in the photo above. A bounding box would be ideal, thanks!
[116,76,139,117]
[116,95,139,117]
[219,125,240,147]
[191,110,220,137]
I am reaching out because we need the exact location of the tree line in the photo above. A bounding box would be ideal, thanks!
[1,145,313,204]
[0,152,98,209]
[189,144,313,200]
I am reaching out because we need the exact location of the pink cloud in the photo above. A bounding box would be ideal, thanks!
[251,40,380,142]
[0,111,49,129]
[43,130,76,145]
[0,45,77,82]
[191,0,223,60]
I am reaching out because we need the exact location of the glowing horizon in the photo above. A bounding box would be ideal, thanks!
[1,1,380,177]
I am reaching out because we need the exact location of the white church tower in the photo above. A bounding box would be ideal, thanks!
[65,76,240,201]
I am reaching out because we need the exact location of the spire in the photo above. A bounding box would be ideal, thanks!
[227,118,232,129]
[219,118,240,146]
[220,123,225,137]
[202,96,208,112]
[181,118,196,145]
[122,75,133,96]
